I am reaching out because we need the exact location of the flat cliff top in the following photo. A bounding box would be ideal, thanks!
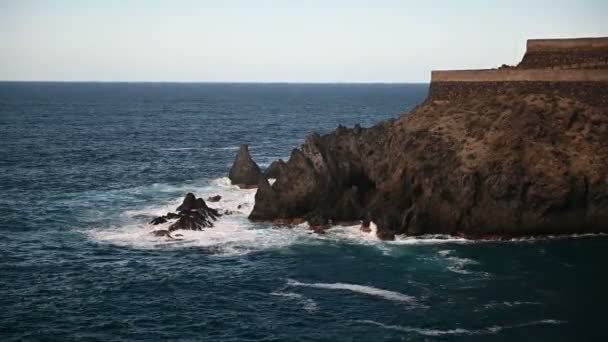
[432,36,608,81]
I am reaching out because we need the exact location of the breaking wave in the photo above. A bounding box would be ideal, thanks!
[435,249,486,275]
[87,177,313,256]
[357,318,565,336]
[286,279,419,305]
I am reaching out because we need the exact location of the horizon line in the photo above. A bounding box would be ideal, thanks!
[0,80,430,85]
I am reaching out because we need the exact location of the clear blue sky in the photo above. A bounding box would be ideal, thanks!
[1,0,607,82]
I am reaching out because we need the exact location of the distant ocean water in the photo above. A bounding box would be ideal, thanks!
[1,82,607,341]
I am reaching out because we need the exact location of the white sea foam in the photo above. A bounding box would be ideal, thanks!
[87,177,313,256]
[481,301,542,310]
[159,147,198,151]
[391,234,471,245]
[286,279,418,304]
[271,291,318,313]
[87,175,608,256]
[357,318,565,336]
[445,257,479,274]
[437,249,453,257]
[434,249,486,275]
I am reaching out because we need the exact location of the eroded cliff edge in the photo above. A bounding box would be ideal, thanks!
[249,37,608,239]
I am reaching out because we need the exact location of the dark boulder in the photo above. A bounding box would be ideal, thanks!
[150,216,167,225]
[149,193,221,231]
[207,195,222,202]
[229,144,263,188]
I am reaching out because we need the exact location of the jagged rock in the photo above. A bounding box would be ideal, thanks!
[207,195,222,202]
[249,177,280,220]
[229,144,263,188]
[264,159,287,178]
[150,193,221,232]
[249,87,608,239]
[150,216,167,225]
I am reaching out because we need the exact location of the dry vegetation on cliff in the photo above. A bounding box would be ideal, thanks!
[249,38,608,239]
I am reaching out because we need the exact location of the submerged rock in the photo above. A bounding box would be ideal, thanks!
[151,229,181,240]
[228,144,263,188]
[150,193,221,232]
[207,195,222,202]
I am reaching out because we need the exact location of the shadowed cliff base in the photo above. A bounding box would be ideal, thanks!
[248,37,608,240]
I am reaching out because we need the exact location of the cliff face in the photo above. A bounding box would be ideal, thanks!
[249,38,608,239]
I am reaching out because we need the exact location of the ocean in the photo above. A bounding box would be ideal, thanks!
[1,82,606,341]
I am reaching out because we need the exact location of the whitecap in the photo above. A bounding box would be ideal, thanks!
[159,147,198,151]
[271,291,318,313]
[215,146,240,150]
[286,279,418,305]
[437,249,453,257]
[444,256,479,274]
[434,250,486,275]
[357,318,565,336]
[481,301,542,310]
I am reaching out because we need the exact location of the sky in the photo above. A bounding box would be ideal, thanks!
[1,0,607,82]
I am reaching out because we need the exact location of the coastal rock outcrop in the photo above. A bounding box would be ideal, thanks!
[250,37,608,239]
[264,159,287,178]
[151,193,221,232]
[229,144,263,188]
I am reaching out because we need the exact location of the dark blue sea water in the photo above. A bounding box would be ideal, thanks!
[1,82,607,341]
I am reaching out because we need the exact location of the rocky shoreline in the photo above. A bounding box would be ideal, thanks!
[245,37,608,240]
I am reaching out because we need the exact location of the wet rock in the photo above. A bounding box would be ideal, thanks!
[207,195,222,202]
[150,193,221,231]
[249,177,281,221]
[150,216,167,225]
[305,211,330,234]
[360,219,371,233]
[229,144,263,188]
[151,230,180,240]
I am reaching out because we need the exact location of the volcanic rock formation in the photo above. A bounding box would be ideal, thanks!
[264,159,287,179]
[229,144,263,188]
[249,37,608,239]
[151,193,221,232]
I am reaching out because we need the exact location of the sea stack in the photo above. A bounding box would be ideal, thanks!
[228,144,263,188]
[250,37,608,239]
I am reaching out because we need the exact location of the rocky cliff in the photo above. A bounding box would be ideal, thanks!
[249,37,608,239]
